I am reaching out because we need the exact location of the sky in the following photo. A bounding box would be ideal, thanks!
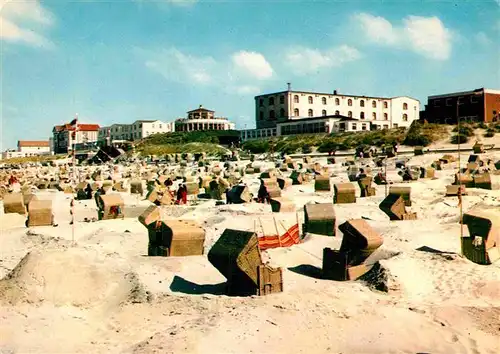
[1,0,500,149]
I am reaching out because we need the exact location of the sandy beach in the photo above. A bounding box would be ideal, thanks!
[0,149,499,354]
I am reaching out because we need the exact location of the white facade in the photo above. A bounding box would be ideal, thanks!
[175,106,236,132]
[17,141,50,154]
[278,117,369,136]
[255,88,420,130]
[240,127,277,141]
[2,150,50,159]
[68,130,99,148]
[240,116,371,142]
[98,120,174,142]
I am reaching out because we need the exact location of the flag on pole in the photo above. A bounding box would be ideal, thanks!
[69,117,78,127]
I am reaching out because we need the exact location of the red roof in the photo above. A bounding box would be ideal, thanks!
[76,124,100,131]
[53,123,100,132]
[18,140,50,147]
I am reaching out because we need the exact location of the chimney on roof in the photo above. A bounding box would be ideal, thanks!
[287,83,291,91]
[334,89,338,95]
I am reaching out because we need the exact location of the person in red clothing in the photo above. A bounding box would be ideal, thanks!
[176,184,188,205]
[8,175,18,185]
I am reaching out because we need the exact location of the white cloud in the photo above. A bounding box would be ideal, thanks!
[143,48,217,84]
[475,32,491,45]
[353,13,399,45]
[285,45,361,76]
[353,13,453,60]
[0,0,54,48]
[235,85,261,95]
[403,16,451,60]
[138,47,273,95]
[231,51,274,80]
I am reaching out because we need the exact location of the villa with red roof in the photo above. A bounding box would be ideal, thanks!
[52,123,100,154]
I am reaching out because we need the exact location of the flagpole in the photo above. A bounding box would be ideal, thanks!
[72,113,78,245]
[456,100,463,256]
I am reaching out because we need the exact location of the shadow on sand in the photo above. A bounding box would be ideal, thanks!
[288,264,324,280]
[416,246,457,255]
[169,275,227,295]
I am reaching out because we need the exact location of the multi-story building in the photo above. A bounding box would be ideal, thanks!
[52,123,100,154]
[1,140,51,159]
[174,105,236,132]
[17,140,50,155]
[240,114,371,142]
[254,85,420,131]
[422,88,500,124]
[98,120,174,142]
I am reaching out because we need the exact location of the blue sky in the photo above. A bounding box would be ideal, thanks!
[1,0,499,149]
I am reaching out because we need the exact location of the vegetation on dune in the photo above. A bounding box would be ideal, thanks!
[137,142,228,156]
[450,134,469,144]
[452,124,474,137]
[135,130,239,156]
[1,154,66,165]
[242,128,408,154]
[241,122,452,154]
[402,121,448,146]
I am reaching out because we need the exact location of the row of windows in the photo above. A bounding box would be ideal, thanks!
[261,95,409,109]
[433,96,479,107]
[243,129,277,139]
[261,109,409,121]
[281,122,327,136]
[101,123,169,135]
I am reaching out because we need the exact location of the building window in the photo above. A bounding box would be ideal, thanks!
[372,100,377,108]
[348,99,353,106]
[280,108,285,117]
[384,113,388,120]
[360,100,365,107]
[372,112,377,120]
[294,108,299,116]
[434,100,441,107]
[269,97,275,105]
[403,102,408,110]
[159,124,162,129]
[270,110,275,120]
[352,123,357,130]
[322,97,327,105]
[384,101,388,109]
[335,110,340,115]
[259,99,264,107]
[308,96,313,104]
[348,111,352,118]
[383,125,389,129]
[294,95,299,103]
[403,113,408,121]
[360,112,365,119]
[322,109,327,116]
[335,98,340,105]
[308,109,313,117]
[280,96,284,104]
[362,124,367,131]
[259,112,264,120]
[471,95,478,104]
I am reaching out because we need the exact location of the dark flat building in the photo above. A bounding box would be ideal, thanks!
[422,88,500,124]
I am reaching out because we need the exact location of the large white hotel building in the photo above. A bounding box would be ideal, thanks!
[240,84,420,141]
